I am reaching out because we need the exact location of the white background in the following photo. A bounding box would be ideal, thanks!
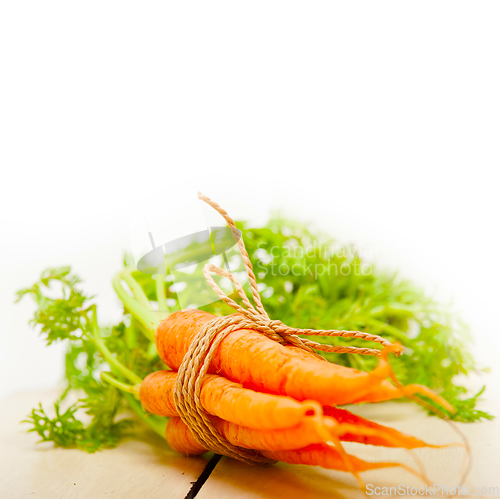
[0,2,499,402]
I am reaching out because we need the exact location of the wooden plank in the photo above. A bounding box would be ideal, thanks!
[0,389,210,499]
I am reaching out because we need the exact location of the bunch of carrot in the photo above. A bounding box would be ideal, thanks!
[104,303,454,487]
[106,194,458,487]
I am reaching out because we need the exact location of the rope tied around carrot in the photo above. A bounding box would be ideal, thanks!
[172,193,403,465]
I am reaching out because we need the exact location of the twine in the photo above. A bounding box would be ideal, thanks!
[172,192,402,465]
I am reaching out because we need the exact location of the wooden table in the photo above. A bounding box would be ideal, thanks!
[1,383,498,499]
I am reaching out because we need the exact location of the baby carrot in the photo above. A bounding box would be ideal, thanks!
[156,310,399,406]
[262,445,410,473]
[140,370,321,430]
[211,415,332,451]
[324,406,440,449]
[165,417,207,455]
[164,416,331,454]
[164,417,411,477]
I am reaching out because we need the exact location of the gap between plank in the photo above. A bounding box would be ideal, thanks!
[184,454,222,499]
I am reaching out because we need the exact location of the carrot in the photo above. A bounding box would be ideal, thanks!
[159,396,436,453]
[144,372,435,453]
[286,344,453,410]
[348,380,402,404]
[263,445,428,489]
[156,310,418,406]
[286,345,404,403]
[164,416,346,464]
[115,366,442,451]
[262,445,406,473]
[140,370,322,430]
[211,415,333,451]
[212,413,439,454]
[140,371,178,417]
[165,417,207,455]
[324,406,440,449]
[164,417,411,476]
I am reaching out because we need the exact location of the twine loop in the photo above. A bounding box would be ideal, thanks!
[172,192,402,465]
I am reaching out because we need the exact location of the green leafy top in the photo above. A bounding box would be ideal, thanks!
[16,267,92,344]
[18,267,164,452]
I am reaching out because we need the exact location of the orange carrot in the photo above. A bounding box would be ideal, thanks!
[165,417,207,455]
[262,445,405,473]
[324,406,439,449]
[156,310,395,406]
[156,309,453,412]
[140,370,321,430]
[165,416,344,462]
[140,371,178,417]
[137,370,443,452]
[211,415,332,451]
[162,403,436,454]
[164,417,409,476]
[286,345,452,410]
[348,380,402,404]
[286,345,404,403]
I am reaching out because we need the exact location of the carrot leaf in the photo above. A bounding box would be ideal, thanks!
[17,267,158,452]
